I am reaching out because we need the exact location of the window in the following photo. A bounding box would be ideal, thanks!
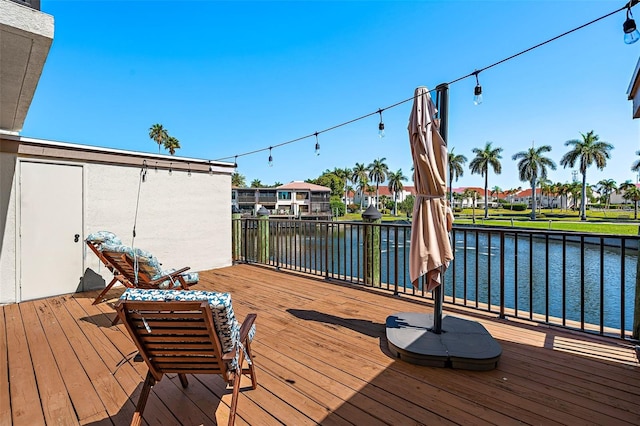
[278,191,291,200]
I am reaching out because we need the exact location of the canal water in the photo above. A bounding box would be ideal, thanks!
[272,224,637,331]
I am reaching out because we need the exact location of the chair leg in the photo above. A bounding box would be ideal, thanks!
[243,341,258,390]
[178,373,189,388]
[131,371,155,426]
[92,277,119,305]
[228,369,242,426]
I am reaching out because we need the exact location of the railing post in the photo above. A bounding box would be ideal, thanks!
[362,205,382,287]
[257,207,270,265]
[499,231,505,319]
[232,206,242,263]
[634,233,640,339]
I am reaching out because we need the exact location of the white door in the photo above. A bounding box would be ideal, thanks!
[19,162,84,301]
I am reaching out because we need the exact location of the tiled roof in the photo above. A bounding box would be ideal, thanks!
[517,188,542,197]
[277,181,331,192]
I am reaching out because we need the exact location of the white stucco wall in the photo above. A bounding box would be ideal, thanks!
[0,152,17,304]
[0,137,233,304]
[83,162,232,285]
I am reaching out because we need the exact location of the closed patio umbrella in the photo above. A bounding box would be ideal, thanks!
[408,86,453,292]
[385,85,500,370]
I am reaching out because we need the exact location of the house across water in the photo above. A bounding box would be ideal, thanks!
[233,181,332,220]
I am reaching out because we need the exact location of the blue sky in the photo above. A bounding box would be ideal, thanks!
[23,0,640,191]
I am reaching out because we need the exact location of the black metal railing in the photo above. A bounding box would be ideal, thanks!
[233,217,640,340]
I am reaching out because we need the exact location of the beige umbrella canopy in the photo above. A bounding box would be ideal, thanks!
[408,86,453,291]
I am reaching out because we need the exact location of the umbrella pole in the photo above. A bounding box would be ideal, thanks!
[432,83,449,335]
[432,267,444,333]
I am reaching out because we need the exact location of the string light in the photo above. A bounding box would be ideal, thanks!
[378,109,385,138]
[187,163,192,177]
[212,1,636,165]
[154,161,158,173]
[624,3,640,43]
[473,71,483,105]
[169,162,172,175]
[314,132,320,156]
[141,160,148,183]
[234,155,238,168]
[209,161,214,174]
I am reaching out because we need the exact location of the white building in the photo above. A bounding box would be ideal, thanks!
[0,1,236,304]
[0,136,235,304]
[232,181,331,219]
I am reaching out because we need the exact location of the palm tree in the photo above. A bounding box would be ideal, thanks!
[469,142,503,219]
[490,186,502,207]
[567,181,582,212]
[163,136,181,155]
[231,172,246,187]
[595,179,617,211]
[505,186,521,210]
[512,145,556,220]
[548,182,560,212]
[620,180,640,219]
[149,124,168,154]
[448,148,467,206]
[357,176,370,208]
[387,169,408,216]
[556,182,572,211]
[368,157,389,209]
[559,131,613,221]
[462,188,478,224]
[351,163,368,211]
[250,179,262,188]
[539,178,553,211]
[631,150,640,175]
[333,167,351,215]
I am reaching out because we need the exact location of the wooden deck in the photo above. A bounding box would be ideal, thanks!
[2,263,639,425]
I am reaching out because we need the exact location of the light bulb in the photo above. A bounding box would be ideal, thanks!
[624,9,640,44]
[377,109,385,138]
[268,148,273,167]
[624,21,640,44]
[474,84,483,105]
[315,142,320,156]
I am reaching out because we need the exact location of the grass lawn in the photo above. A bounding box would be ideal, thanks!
[337,208,640,235]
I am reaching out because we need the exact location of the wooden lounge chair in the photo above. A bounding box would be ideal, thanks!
[116,289,257,426]
[86,232,198,305]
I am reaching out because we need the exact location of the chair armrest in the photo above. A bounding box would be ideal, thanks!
[167,266,191,275]
[239,313,257,342]
[222,313,256,362]
[148,266,191,285]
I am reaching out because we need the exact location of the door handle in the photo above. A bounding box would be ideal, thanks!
[74,234,80,243]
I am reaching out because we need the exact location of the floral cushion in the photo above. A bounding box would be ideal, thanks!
[119,288,255,370]
[86,231,122,247]
[98,243,198,289]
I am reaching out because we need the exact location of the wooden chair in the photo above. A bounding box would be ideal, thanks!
[116,290,257,426]
[86,237,198,305]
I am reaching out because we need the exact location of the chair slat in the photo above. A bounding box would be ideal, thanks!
[116,298,257,426]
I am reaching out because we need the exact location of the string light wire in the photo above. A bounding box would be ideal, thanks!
[213,0,637,164]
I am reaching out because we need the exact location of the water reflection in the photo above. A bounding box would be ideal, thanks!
[267,223,637,331]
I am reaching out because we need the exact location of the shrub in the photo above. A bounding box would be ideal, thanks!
[330,199,346,216]
[347,203,359,213]
[504,203,527,211]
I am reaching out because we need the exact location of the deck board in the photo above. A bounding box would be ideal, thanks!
[2,263,639,425]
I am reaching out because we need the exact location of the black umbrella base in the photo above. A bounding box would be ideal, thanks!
[386,312,502,371]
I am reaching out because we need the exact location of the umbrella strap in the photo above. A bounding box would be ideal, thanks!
[416,194,445,199]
